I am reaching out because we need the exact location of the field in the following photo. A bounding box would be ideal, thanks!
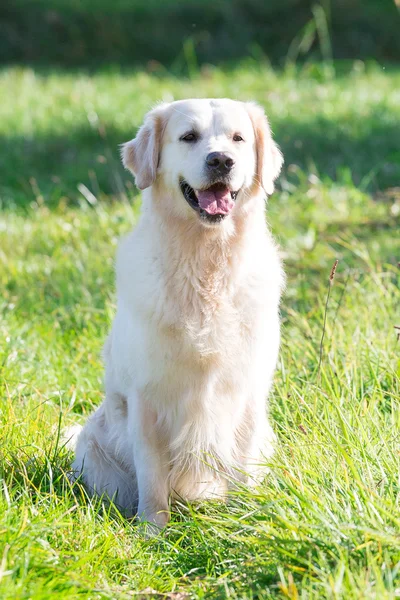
[0,62,399,599]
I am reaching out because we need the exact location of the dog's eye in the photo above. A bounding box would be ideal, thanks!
[180,132,198,143]
[233,134,244,142]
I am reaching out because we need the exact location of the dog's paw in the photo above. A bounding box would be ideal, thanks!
[137,509,170,538]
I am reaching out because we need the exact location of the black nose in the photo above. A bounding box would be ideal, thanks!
[206,152,235,174]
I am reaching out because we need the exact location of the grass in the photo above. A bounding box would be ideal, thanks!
[0,61,399,599]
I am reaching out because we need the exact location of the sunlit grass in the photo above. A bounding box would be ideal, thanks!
[0,63,399,599]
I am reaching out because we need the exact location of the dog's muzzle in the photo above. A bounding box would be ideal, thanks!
[180,179,239,223]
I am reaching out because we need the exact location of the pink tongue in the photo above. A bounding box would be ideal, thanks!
[196,187,234,215]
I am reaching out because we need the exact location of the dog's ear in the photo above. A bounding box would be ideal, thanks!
[121,103,169,190]
[246,102,283,195]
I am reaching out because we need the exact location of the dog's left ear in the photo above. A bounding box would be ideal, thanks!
[246,102,283,196]
[121,103,169,190]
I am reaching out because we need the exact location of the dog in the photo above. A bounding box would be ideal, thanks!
[72,98,284,531]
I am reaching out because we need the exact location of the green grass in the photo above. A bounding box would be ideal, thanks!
[0,62,399,599]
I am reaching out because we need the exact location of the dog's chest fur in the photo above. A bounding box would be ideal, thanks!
[153,221,265,370]
[165,255,244,356]
[115,211,277,391]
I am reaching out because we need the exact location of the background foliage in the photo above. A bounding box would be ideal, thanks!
[1,0,400,68]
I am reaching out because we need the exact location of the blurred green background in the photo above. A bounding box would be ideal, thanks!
[2,0,400,68]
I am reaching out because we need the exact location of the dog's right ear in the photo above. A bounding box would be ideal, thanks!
[121,103,169,190]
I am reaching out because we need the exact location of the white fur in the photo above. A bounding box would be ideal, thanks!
[72,98,284,530]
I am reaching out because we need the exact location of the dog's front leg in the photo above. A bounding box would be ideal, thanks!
[128,395,170,533]
[233,399,276,488]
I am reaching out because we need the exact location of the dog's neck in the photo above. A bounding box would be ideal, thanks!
[144,187,267,305]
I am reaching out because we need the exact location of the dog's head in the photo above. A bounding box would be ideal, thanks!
[122,98,282,226]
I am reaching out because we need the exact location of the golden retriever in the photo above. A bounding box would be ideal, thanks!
[72,98,284,532]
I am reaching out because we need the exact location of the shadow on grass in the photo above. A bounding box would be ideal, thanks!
[145,497,346,598]
[2,445,332,597]
[1,106,399,210]
[275,111,400,191]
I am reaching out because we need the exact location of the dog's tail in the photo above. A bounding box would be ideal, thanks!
[61,424,83,452]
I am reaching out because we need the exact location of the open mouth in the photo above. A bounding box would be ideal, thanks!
[180,180,239,222]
